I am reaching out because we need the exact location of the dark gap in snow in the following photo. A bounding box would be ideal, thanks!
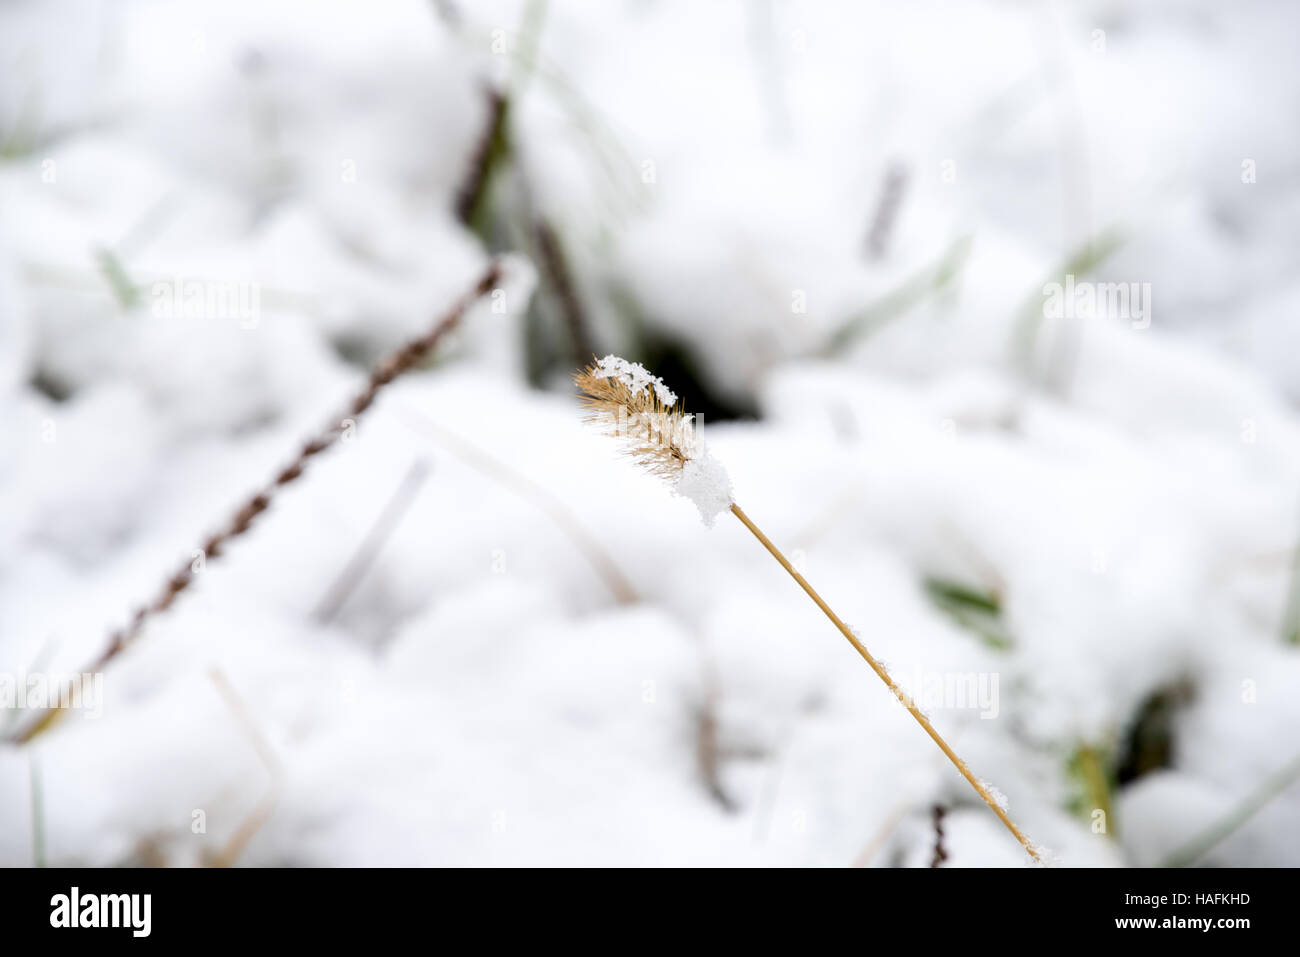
[639,338,759,425]
[329,331,384,370]
[1116,678,1197,786]
[29,366,74,402]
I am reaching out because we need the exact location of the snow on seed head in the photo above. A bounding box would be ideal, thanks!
[591,355,677,406]
[575,356,732,525]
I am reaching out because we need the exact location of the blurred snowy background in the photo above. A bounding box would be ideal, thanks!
[3,0,1300,867]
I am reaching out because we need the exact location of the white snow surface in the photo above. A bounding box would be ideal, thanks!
[1,0,1299,867]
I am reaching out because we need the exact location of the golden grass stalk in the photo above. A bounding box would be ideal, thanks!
[575,356,1045,864]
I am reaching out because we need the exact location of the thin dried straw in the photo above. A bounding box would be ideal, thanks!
[730,502,1044,864]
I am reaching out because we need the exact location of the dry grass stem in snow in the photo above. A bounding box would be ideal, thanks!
[574,355,1046,864]
[9,263,503,746]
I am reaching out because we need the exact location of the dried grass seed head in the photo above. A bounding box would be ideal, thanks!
[575,355,733,525]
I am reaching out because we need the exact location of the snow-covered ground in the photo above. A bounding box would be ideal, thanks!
[2,0,1299,866]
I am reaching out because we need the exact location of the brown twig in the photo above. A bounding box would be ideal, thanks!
[930,803,949,867]
[865,163,909,260]
[533,217,594,362]
[9,263,502,745]
[694,654,737,812]
[455,87,510,228]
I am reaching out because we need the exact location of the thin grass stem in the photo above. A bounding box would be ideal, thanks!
[728,502,1044,864]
